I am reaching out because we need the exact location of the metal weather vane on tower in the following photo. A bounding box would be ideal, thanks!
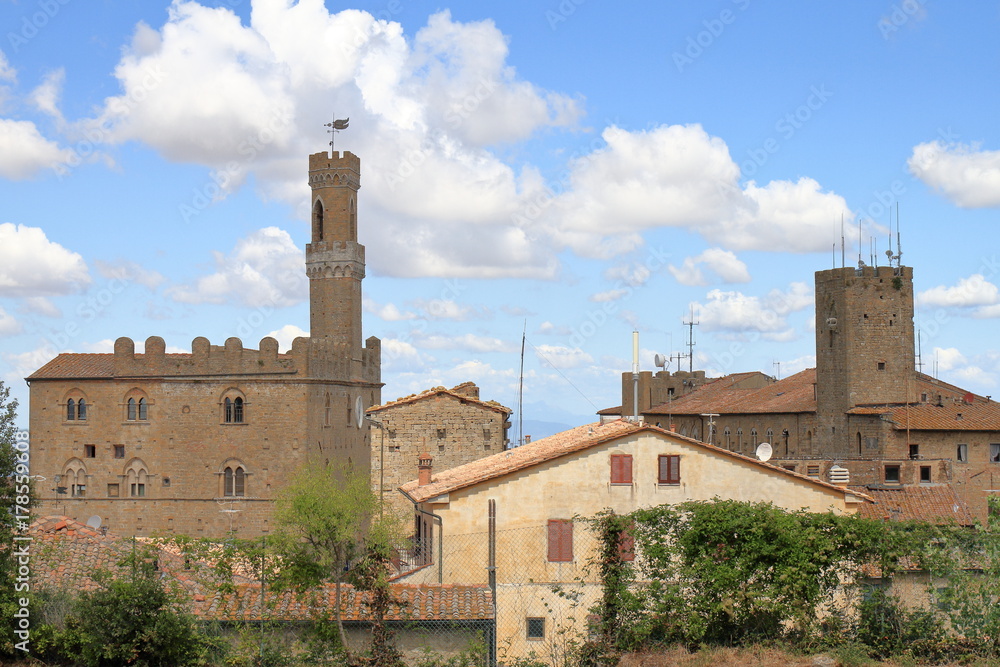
[325,115,350,151]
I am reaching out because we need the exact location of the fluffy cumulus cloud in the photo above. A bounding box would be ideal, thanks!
[363,298,417,322]
[908,141,1000,208]
[0,223,90,296]
[412,331,518,354]
[411,299,491,321]
[0,119,75,180]
[547,125,851,257]
[692,281,813,339]
[167,226,306,307]
[265,324,309,352]
[95,259,166,290]
[0,306,21,336]
[380,337,427,372]
[917,274,1000,317]
[668,248,751,286]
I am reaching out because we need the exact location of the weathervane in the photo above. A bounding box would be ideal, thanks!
[325,114,350,151]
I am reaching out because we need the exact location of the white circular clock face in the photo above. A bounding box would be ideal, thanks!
[355,395,364,428]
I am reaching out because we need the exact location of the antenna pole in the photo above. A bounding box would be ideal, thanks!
[841,214,845,268]
[632,331,640,422]
[917,329,923,373]
[517,322,525,447]
[682,306,699,373]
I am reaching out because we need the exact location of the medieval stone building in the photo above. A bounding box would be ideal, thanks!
[367,382,511,520]
[601,264,1000,520]
[27,150,382,538]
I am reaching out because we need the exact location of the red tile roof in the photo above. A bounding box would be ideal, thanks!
[848,399,1000,431]
[400,419,870,504]
[645,369,816,416]
[26,352,201,380]
[368,384,511,415]
[857,485,976,525]
[28,516,492,622]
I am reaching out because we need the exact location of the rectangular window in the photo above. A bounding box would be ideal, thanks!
[909,444,919,459]
[884,465,900,483]
[114,445,125,459]
[991,444,1000,463]
[610,454,633,484]
[657,455,680,485]
[131,483,145,497]
[84,445,96,458]
[807,465,820,477]
[526,617,545,640]
[783,464,796,472]
[71,484,86,497]
[547,519,573,562]
[438,444,445,452]
[107,483,119,498]
[957,444,968,462]
[877,361,886,371]
[920,466,931,483]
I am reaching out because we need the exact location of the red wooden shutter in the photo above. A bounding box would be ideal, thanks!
[610,454,632,484]
[658,455,680,484]
[618,528,635,562]
[547,519,573,562]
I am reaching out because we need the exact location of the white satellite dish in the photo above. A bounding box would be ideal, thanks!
[86,515,102,529]
[654,353,666,369]
[755,442,772,462]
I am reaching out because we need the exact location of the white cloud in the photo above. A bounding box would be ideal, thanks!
[265,324,308,352]
[167,227,306,307]
[0,223,90,296]
[29,69,65,122]
[603,262,653,287]
[19,297,60,318]
[917,274,1000,317]
[532,344,594,369]
[412,331,518,354]
[81,2,574,279]
[411,298,491,321]
[668,248,750,286]
[692,282,812,339]
[589,289,628,303]
[536,321,571,336]
[0,119,74,180]
[548,125,852,257]
[908,141,1000,208]
[0,306,22,336]
[363,298,417,322]
[0,50,14,82]
[380,338,427,372]
[95,259,166,290]
[4,345,59,385]
[933,347,967,372]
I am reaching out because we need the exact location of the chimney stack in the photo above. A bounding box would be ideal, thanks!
[418,453,433,486]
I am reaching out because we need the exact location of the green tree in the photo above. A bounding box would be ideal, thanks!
[272,462,379,659]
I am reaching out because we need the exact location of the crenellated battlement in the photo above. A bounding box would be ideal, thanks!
[816,265,913,284]
[308,151,360,190]
[111,336,298,378]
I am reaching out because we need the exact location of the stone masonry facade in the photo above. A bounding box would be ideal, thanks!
[28,150,381,538]
[368,382,511,521]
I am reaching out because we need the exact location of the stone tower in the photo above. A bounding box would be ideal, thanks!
[306,151,364,348]
[815,265,916,454]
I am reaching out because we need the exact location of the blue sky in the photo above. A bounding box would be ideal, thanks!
[1,0,999,436]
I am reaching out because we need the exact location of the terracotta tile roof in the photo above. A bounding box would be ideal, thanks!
[28,516,492,623]
[645,369,816,416]
[857,485,976,525]
[847,399,1000,431]
[400,419,871,504]
[27,352,198,380]
[368,384,511,415]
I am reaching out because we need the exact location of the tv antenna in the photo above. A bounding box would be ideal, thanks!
[324,114,350,151]
[682,306,699,373]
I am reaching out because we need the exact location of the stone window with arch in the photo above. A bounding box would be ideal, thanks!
[724,427,731,449]
[765,428,774,443]
[63,459,87,497]
[220,460,248,497]
[123,389,150,422]
[313,199,324,241]
[124,459,149,497]
[64,391,89,422]
[220,388,247,424]
[750,428,758,447]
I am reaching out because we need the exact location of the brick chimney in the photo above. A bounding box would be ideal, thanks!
[418,453,433,486]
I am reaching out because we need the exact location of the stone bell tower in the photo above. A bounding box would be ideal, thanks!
[306,150,364,350]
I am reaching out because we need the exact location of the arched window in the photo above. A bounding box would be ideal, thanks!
[128,397,137,421]
[67,399,76,421]
[724,427,731,449]
[349,197,357,238]
[77,398,87,420]
[65,393,88,421]
[64,460,87,497]
[124,459,149,497]
[223,465,247,497]
[857,432,863,455]
[766,428,774,442]
[222,391,246,424]
[125,392,150,422]
[313,200,324,241]
[138,398,147,421]
[751,429,758,446]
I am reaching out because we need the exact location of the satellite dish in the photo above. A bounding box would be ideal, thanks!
[86,515,102,529]
[653,353,666,369]
[355,396,364,428]
[755,442,772,462]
